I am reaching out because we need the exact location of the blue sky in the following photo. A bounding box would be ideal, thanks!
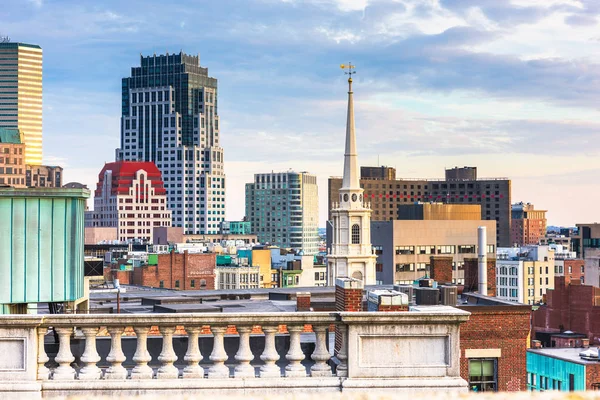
[3,0,600,227]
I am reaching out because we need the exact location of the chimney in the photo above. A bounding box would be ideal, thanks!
[478,226,487,296]
[335,277,364,312]
[296,292,311,311]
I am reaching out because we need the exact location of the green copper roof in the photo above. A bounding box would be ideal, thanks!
[0,127,23,144]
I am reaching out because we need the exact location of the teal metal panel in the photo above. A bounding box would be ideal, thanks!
[0,188,89,306]
[11,198,25,303]
[527,351,586,391]
[51,199,66,302]
[0,201,11,298]
[25,198,39,301]
[38,198,53,301]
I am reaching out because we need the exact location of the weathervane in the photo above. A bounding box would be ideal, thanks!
[340,62,356,91]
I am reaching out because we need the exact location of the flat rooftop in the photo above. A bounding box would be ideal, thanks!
[528,347,600,365]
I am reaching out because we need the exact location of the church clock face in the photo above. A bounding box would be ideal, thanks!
[352,193,357,202]
[343,194,349,202]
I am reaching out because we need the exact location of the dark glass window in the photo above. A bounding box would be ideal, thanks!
[351,224,360,244]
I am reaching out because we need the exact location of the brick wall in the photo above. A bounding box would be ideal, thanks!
[458,306,531,391]
[430,256,453,284]
[464,258,497,296]
[534,276,600,344]
[564,259,585,285]
[131,251,216,290]
[586,362,600,389]
[296,292,311,311]
[377,304,409,311]
[335,278,363,352]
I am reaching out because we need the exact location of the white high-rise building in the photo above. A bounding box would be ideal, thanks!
[327,73,377,285]
[116,52,225,235]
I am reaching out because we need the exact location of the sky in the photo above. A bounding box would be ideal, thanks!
[2,0,600,228]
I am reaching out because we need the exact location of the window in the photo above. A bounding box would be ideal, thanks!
[469,359,497,392]
[395,246,415,255]
[200,279,207,288]
[190,279,195,288]
[159,281,164,288]
[175,280,180,288]
[351,224,360,244]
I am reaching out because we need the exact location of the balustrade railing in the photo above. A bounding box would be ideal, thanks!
[35,313,339,381]
[0,310,470,396]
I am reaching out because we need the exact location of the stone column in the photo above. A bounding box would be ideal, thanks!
[259,326,280,378]
[183,326,204,379]
[335,324,348,378]
[79,327,102,380]
[53,327,76,380]
[157,326,179,379]
[208,326,229,378]
[105,326,128,379]
[234,326,255,378]
[36,327,50,380]
[285,325,306,377]
[310,325,332,377]
[131,326,153,379]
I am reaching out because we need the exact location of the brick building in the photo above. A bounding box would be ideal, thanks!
[510,202,547,246]
[561,259,585,285]
[459,295,532,392]
[132,251,216,290]
[328,166,512,247]
[533,276,600,343]
[0,127,25,187]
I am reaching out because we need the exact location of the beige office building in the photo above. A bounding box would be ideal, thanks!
[0,42,43,165]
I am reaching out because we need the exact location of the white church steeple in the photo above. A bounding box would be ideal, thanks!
[327,64,377,285]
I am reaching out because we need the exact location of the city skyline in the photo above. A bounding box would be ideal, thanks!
[3,0,600,227]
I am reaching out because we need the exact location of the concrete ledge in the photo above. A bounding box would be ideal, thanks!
[342,377,468,392]
[0,382,42,400]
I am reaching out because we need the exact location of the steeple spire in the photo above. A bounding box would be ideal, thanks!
[341,63,360,191]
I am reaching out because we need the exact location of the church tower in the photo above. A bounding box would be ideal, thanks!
[327,66,377,285]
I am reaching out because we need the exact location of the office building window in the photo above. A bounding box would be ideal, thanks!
[469,359,497,392]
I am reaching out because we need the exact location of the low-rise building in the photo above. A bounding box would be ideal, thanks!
[527,347,600,391]
[25,164,63,188]
[216,264,260,290]
[131,251,216,290]
[496,246,555,305]
[372,213,496,285]
[0,127,25,187]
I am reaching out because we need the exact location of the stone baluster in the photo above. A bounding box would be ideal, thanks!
[37,327,50,380]
[183,326,204,379]
[335,324,348,378]
[53,327,76,380]
[234,326,255,378]
[259,326,280,378]
[157,326,179,379]
[79,327,102,380]
[208,326,229,378]
[131,326,153,379]
[285,325,306,377]
[310,325,332,377]
[105,326,128,379]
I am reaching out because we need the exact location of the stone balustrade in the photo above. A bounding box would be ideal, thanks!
[0,309,470,398]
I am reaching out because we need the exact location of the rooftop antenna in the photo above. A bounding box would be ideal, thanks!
[0,36,10,43]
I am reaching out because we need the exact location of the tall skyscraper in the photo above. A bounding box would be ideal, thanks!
[116,52,225,234]
[327,72,377,285]
[245,171,319,255]
[0,42,43,165]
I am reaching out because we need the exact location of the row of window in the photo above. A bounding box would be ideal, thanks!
[394,245,495,255]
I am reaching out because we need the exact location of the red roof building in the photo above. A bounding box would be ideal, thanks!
[85,161,171,243]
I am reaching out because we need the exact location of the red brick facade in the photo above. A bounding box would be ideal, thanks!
[533,276,600,343]
[296,293,311,311]
[586,363,600,390]
[131,251,216,290]
[564,259,585,285]
[377,304,409,311]
[458,306,531,391]
[430,256,453,284]
[464,258,497,296]
[335,285,363,312]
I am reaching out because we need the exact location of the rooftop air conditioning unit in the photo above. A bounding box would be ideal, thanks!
[415,287,439,306]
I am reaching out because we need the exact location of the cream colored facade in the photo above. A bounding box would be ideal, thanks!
[0,43,43,165]
[216,266,260,290]
[497,246,555,305]
[371,219,497,284]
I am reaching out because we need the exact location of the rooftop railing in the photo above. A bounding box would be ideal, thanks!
[0,309,469,397]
